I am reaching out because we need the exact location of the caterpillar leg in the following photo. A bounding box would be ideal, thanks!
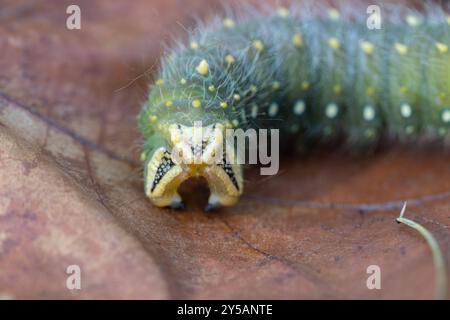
[144,123,243,210]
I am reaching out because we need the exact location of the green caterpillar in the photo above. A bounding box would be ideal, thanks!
[138,2,450,210]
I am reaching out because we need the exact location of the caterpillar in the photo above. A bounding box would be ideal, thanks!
[138,1,450,210]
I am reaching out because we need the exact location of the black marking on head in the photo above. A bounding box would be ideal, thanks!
[151,151,175,192]
[218,157,240,191]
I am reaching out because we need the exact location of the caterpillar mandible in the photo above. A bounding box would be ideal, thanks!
[138,1,450,210]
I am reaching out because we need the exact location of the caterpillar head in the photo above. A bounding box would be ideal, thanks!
[144,122,243,210]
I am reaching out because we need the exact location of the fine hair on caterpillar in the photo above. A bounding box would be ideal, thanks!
[138,0,450,210]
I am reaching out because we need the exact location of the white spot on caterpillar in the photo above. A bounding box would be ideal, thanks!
[325,103,339,118]
[277,7,289,18]
[395,43,408,55]
[328,37,340,50]
[406,15,421,27]
[268,102,279,117]
[180,78,187,85]
[253,39,264,51]
[293,100,305,115]
[292,33,303,48]
[360,41,375,55]
[232,119,239,127]
[251,104,258,118]
[442,109,450,123]
[363,105,375,121]
[190,41,199,50]
[400,103,412,118]
[272,81,280,90]
[328,8,340,20]
[196,59,209,76]
[223,18,235,29]
[436,42,448,54]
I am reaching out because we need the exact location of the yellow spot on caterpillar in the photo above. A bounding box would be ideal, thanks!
[165,101,173,107]
[190,41,199,49]
[328,8,340,20]
[400,103,412,118]
[294,100,305,115]
[223,18,235,29]
[220,102,228,109]
[253,40,264,51]
[447,16,450,25]
[268,103,279,117]
[406,15,421,27]
[251,104,258,118]
[400,86,408,94]
[436,42,448,54]
[150,115,158,123]
[192,99,202,108]
[360,41,375,55]
[325,103,339,118]
[363,105,375,121]
[208,85,216,92]
[328,37,340,50]
[333,84,342,95]
[272,81,280,90]
[196,59,209,76]
[442,109,450,123]
[292,33,303,48]
[366,86,375,97]
[277,7,289,18]
[249,85,257,94]
[225,54,235,65]
[395,43,408,55]
[155,79,164,86]
[180,78,187,85]
[233,94,241,101]
[140,152,147,162]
